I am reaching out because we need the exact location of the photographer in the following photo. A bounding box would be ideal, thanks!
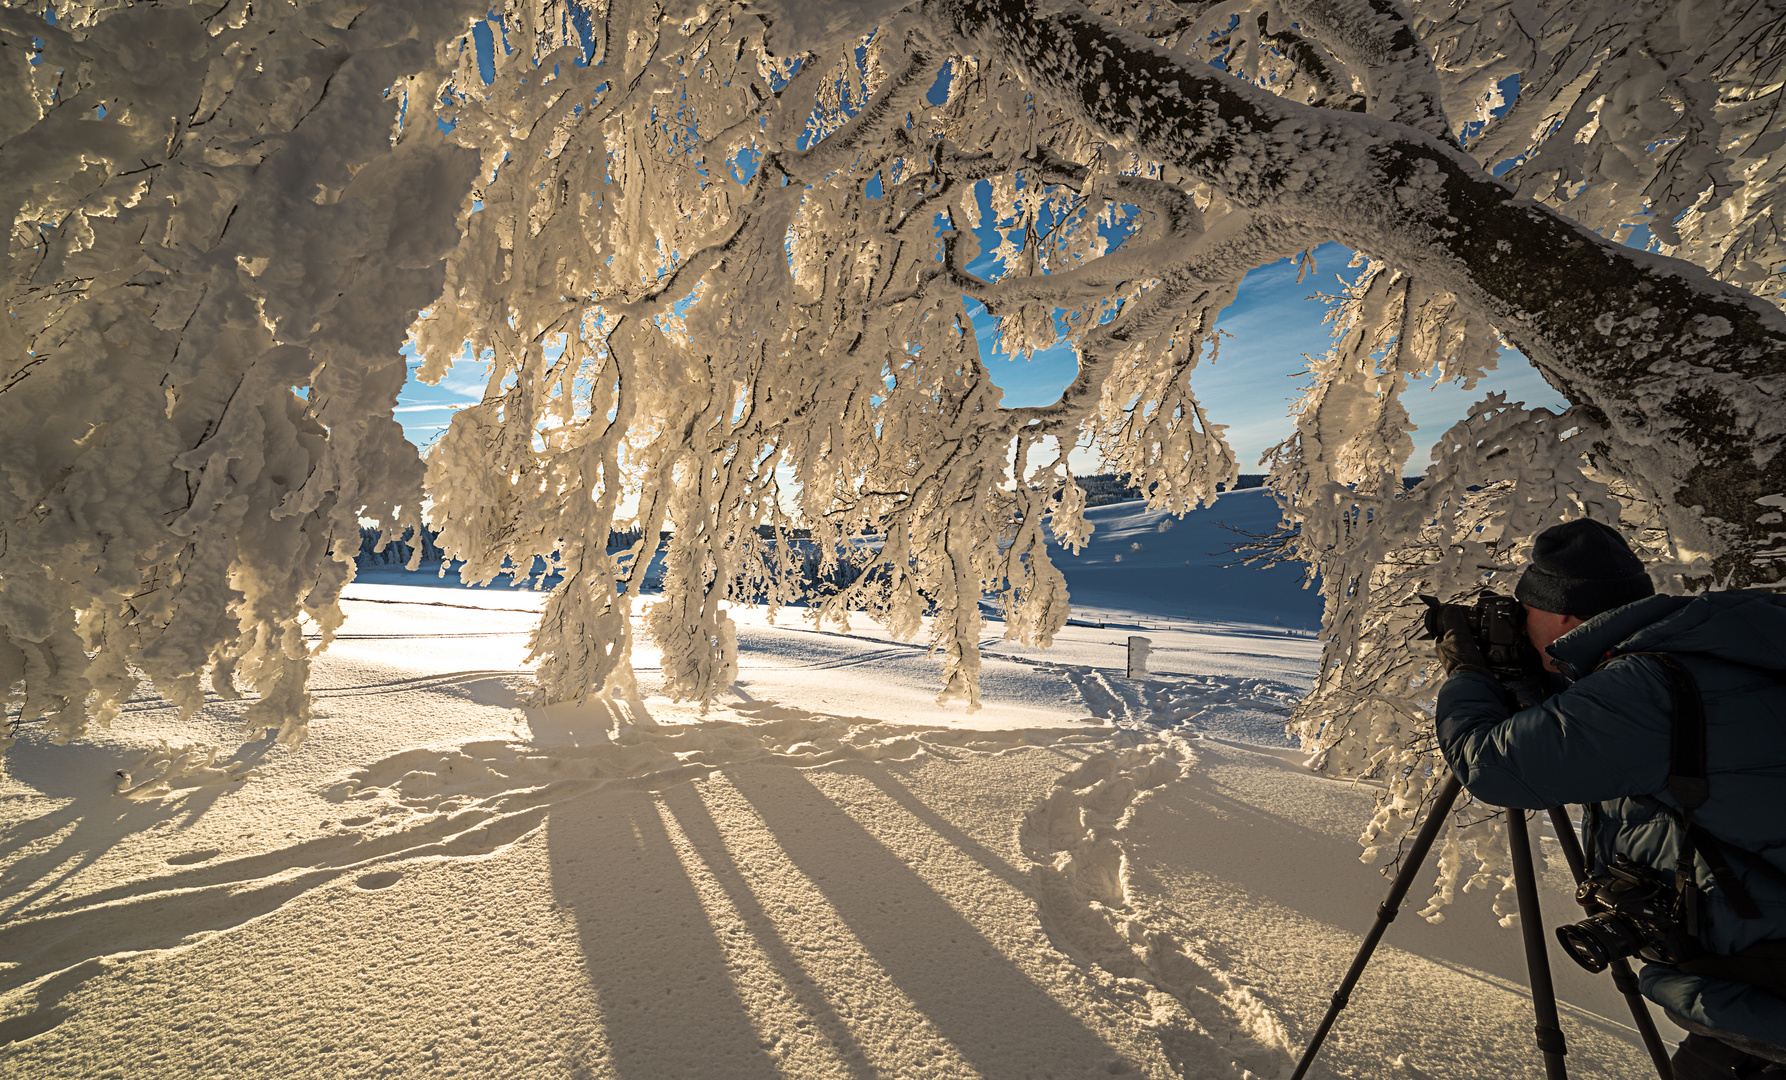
[1433,519,1786,1079]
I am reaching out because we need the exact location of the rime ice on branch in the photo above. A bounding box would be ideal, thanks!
[4,0,1783,883]
[1,0,484,746]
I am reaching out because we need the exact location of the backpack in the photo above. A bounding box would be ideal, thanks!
[1604,650,1786,995]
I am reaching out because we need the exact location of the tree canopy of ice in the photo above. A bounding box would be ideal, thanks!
[2,0,483,748]
[4,0,1785,908]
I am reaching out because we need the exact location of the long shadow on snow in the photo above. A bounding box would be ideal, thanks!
[727,765,1124,1076]
[0,795,554,998]
[656,781,881,1080]
[11,773,563,922]
[545,786,783,1080]
[1137,743,1647,1046]
[851,767,1032,892]
[0,735,274,918]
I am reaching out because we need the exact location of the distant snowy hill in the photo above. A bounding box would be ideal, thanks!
[355,487,1325,632]
[1048,488,1321,630]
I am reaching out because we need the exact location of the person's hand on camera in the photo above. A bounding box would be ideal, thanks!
[1431,604,1493,678]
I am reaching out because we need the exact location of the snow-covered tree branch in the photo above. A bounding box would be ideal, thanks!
[2,0,483,746]
[939,0,1784,576]
[4,0,1781,904]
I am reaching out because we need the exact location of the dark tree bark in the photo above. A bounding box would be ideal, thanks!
[933,0,1786,586]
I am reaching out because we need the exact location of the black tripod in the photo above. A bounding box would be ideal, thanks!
[1289,774,1675,1080]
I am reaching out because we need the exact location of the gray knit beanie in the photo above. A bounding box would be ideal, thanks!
[1514,520,1655,618]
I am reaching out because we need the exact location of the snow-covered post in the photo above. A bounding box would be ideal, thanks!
[1126,636,1151,680]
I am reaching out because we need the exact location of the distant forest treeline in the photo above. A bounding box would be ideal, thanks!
[353,475,1430,569]
[351,524,811,569]
[353,526,656,568]
[1071,472,1271,507]
[1073,473,1423,507]
[352,479,1277,568]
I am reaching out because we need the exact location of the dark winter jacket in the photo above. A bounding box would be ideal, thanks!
[1435,590,1786,1046]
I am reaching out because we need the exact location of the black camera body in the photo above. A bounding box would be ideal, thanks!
[1555,854,1700,973]
[1420,592,1529,683]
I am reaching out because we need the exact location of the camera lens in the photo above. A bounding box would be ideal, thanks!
[1556,913,1645,973]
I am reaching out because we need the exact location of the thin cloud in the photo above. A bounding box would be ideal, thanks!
[392,403,473,413]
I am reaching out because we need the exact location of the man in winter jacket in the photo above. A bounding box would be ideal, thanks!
[1434,519,1786,1079]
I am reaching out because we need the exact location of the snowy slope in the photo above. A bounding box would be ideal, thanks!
[1046,489,1321,631]
[0,496,1671,1079]
[352,488,1322,630]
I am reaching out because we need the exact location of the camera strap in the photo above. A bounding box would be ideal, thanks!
[1685,824,1767,920]
[1612,651,1768,925]
[1677,938,1786,999]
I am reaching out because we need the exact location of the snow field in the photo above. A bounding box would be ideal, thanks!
[1121,739,1669,1078]
[1,493,1667,1078]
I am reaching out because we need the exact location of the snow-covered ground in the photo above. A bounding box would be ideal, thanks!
[2,492,1669,1078]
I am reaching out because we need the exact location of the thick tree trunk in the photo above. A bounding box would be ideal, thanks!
[933,0,1786,586]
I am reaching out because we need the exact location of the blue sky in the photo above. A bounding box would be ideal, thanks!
[976,240,1569,474]
[391,342,488,449]
[1104,240,1568,473]
[391,239,1567,477]
[394,38,1563,480]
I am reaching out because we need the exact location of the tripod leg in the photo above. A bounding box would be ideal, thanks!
[1607,961,1674,1080]
[1545,807,1675,1080]
[1508,808,1569,1080]
[1545,806,1589,882]
[1289,774,1463,1080]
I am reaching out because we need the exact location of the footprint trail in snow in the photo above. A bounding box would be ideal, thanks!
[1026,655,1301,738]
[1020,734,1296,1079]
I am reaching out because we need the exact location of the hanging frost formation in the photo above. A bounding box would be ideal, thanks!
[4,0,1785,906]
[2,0,481,746]
[415,2,1257,717]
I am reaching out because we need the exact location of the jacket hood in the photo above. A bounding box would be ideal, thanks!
[1549,591,1786,680]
